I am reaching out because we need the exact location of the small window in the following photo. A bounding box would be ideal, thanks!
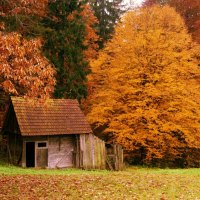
[38,142,47,148]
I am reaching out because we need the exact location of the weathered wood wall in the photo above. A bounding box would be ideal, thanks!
[0,98,7,130]
[79,134,124,170]
[8,133,22,165]
[106,144,124,171]
[0,111,4,129]
[3,106,22,165]
[80,134,106,169]
[7,132,123,170]
[80,134,93,169]
[22,135,76,168]
[22,136,47,167]
[48,135,76,168]
[94,136,106,169]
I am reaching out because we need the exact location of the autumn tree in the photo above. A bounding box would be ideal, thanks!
[77,4,99,62]
[0,0,47,16]
[143,0,168,6]
[0,30,56,98]
[1,0,99,100]
[143,0,200,43]
[0,0,48,36]
[87,6,200,166]
[0,1,56,126]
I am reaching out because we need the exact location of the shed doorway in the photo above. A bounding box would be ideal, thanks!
[26,142,35,167]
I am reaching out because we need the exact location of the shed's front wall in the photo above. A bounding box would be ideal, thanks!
[48,135,76,168]
[22,134,108,169]
[22,135,76,168]
[22,136,48,168]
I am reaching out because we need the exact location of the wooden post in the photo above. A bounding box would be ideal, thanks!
[7,142,12,164]
[13,133,16,164]
[22,139,26,167]
[80,150,83,168]
[79,135,85,168]
[75,135,79,168]
[103,140,106,169]
[113,144,118,170]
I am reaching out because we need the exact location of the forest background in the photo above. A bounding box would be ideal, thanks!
[0,0,200,167]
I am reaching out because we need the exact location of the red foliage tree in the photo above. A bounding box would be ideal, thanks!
[0,0,47,17]
[0,30,56,98]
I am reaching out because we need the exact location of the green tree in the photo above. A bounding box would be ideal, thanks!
[89,0,124,48]
[42,0,88,100]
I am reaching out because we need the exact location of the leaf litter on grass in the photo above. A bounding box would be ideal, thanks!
[0,170,200,199]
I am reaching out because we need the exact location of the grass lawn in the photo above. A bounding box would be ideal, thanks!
[0,161,200,199]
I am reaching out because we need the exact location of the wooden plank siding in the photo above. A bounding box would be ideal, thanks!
[80,134,106,169]
[48,135,76,168]
[7,133,22,165]
[22,135,77,168]
[3,105,22,165]
[13,133,110,169]
[94,136,106,169]
[0,111,4,129]
[22,136,48,168]
[106,144,124,171]
[8,132,123,170]
[1,97,124,170]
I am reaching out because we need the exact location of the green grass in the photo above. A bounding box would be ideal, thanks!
[0,159,200,199]
[127,166,200,175]
[0,159,109,175]
[1,160,200,176]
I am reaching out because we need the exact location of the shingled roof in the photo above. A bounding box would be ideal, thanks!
[11,97,92,136]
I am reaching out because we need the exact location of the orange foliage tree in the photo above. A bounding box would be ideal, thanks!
[87,6,200,166]
[0,30,56,98]
[143,0,200,43]
[68,4,99,61]
[81,4,99,61]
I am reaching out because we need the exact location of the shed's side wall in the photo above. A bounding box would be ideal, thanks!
[48,135,76,168]
[80,134,106,169]
[106,144,124,171]
[3,105,22,165]
[0,110,5,129]
[80,134,94,169]
[8,133,22,165]
[94,136,106,169]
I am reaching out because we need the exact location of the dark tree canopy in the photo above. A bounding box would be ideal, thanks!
[42,0,88,100]
[89,0,124,48]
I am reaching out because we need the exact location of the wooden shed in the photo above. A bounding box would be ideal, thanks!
[1,97,107,169]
